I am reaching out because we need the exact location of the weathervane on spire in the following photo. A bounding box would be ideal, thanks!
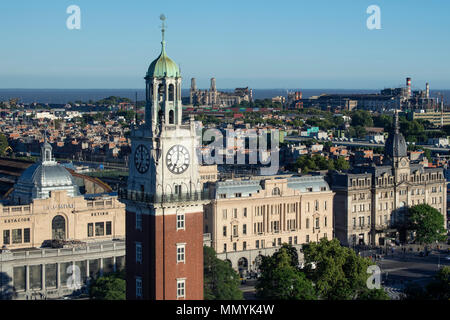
[160,14,166,44]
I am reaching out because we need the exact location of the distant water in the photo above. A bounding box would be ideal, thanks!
[0,88,449,105]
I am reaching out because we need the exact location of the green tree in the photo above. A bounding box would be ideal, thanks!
[89,271,125,300]
[351,110,373,127]
[272,243,299,268]
[403,266,450,300]
[256,247,316,300]
[335,156,350,171]
[0,134,9,156]
[425,266,450,300]
[203,246,243,300]
[373,114,393,131]
[302,238,389,300]
[408,204,447,244]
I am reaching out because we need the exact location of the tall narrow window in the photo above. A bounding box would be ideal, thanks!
[23,228,30,243]
[12,229,22,244]
[168,84,175,101]
[136,242,142,263]
[177,279,185,299]
[177,244,185,263]
[136,277,142,298]
[95,222,104,236]
[136,212,142,230]
[3,230,10,245]
[88,223,93,237]
[177,212,185,230]
[233,225,238,237]
[106,221,112,235]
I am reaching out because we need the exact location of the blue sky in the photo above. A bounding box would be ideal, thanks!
[0,0,449,89]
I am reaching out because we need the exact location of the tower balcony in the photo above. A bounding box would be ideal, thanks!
[118,188,210,204]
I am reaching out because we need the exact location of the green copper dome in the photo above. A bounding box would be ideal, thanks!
[147,40,180,78]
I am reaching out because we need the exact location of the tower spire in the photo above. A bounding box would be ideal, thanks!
[394,109,399,134]
[160,14,166,54]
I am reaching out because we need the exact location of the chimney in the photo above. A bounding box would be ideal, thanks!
[426,82,430,98]
[406,77,412,98]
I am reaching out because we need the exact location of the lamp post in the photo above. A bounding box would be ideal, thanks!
[436,240,440,269]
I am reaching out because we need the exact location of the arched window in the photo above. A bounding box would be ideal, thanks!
[158,84,165,101]
[168,84,174,101]
[52,215,66,240]
[169,110,174,124]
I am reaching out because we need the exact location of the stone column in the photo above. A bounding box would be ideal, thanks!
[86,259,90,280]
[100,258,104,276]
[42,264,46,292]
[25,265,30,293]
[56,263,61,289]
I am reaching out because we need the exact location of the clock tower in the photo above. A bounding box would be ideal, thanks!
[385,110,410,183]
[123,15,206,300]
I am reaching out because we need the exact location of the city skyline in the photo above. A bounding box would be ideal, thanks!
[1,0,450,89]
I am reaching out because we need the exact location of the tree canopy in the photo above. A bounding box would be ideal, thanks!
[256,246,317,300]
[0,134,9,156]
[203,246,243,300]
[89,271,125,300]
[407,204,447,244]
[302,238,389,300]
[291,154,349,173]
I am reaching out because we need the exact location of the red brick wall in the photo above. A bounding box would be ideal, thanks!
[126,208,204,300]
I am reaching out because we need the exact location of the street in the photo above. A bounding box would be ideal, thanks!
[239,247,450,300]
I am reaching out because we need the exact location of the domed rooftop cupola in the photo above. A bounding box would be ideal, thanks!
[385,110,407,159]
[10,136,79,204]
[146,15,180,78]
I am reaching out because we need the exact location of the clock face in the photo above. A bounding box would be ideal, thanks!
[401,159,407,166]
[166,145,190,174]
[134,144,150,174]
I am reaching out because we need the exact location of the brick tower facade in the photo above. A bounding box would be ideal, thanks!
[122,16,206,300]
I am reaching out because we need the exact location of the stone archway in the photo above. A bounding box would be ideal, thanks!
[237,257,248,276]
